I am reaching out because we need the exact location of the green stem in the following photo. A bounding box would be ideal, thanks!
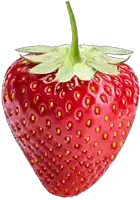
[66,1,81,63]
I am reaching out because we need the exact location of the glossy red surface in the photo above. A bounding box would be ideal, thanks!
[2,58,139,197]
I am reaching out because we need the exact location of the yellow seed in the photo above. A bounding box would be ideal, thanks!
[32,130,36,135]
[22,119,26,125]
[114,131,117,137]
[134,98,137,104]
[50,101,54,108]
[40,106,45,113]
[44,152,48,157]
[77,111,82,118]
[85,163,89,168]
[61,91,65,97]
[116,90,120,95]
[127,121,130,128]
[35,143,39,148]
[67,122,73,129]
[101,95,106,102]
[4,94,8,101]
[74,155,78,159]
[24,102,28,108]
[48,135,52,140]
[56,85,61,90]
[48,76,53,82]
[47,87,52,93]
[15,107,19,114]
[17,68,21,72]
[111,154,115,161]
[95,127,100,133]
[40,155,44,160]
[119,122,122,128]
[26,134,30,139]
[39,127,43,131]
[31,114,36,121]
[95,77,99,82]
[46,120,51,127]
[95,107,100,114]
[57,143,62,148]
[77,171,81,176]
[56,128,61,135]
[76,130,82,137]
[93,141,98,147]
[122,130,126,136]
[65,136,71,144]
[106,86,111,92]
[67,103,72,111]
[110,122,114,129]
[112,142,117,149]
[104,115,109,121]
[120,140,123,147]
[34,95,39,103]
[85,98,90,105]
[90,86,96,92]
[86,119,92,127]
[11,93,15,100]
[62,180,65,185]
[76,93,80,99]
[103,132,108,139]
[21,88,26,94]
[10,79,15,84]
[79,161,84,165]
[119,112,122,118]
[74,144,80,149]
[82,149,87,154]
[57,111,62,118]
[71,167,75,171]
[40,140,44,144]
[60,165,64,169]
[66,150,71,155]
[112,104,116,111]
[97,149,102,156]
[85,136,90,142]
[22,77,26,81]
[32,83,37,89]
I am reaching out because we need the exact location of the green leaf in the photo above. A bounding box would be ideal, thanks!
[22,53,48,63]
[90,61,119,75]
[57,65,74,82]
[74,63,96,80]
[16,45,55,53]
[29,61,60,74]
[94,45,133,55]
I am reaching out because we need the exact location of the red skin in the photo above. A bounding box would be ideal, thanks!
[2,58,139,197]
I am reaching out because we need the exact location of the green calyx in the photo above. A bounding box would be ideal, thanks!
[16,1,133,82]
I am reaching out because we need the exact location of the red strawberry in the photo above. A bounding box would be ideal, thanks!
[2,1,139,197]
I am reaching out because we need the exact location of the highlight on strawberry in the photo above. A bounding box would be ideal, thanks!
[2,1,139,197]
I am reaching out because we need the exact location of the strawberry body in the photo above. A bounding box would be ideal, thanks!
[2,58,139,197]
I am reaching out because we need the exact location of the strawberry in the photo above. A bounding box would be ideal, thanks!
[2,1,139,198]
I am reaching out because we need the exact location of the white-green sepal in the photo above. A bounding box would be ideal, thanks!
[57,66,74,82]
[94,45,133,55]
[29,61,60,74]
[16,45,55,53]
[22,53,48,63]
[91,52,131,64]
[74,63,96,80]
[90,61,119,75]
